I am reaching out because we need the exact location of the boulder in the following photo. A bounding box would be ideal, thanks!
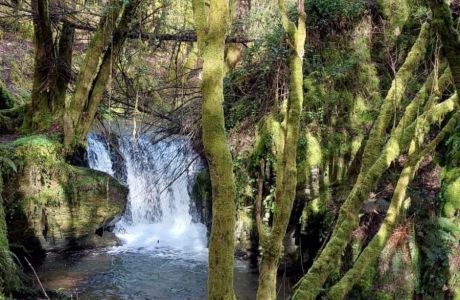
[0,135,128,264]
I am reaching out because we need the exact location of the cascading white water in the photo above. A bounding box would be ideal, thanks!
[87,132,208,257]
[87,133,114,176]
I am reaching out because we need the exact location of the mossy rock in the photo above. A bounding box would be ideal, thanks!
[0,135,128,264]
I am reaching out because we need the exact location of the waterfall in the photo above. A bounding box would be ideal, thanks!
[87,132,207,257]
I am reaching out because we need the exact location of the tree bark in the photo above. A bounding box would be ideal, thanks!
[64,0,143,149]
[193,0,237,298]
[429,0,460,91]
[256,1,306,299]
[55,20,75,108]
[292,22,430,300]
[29,0,58,130]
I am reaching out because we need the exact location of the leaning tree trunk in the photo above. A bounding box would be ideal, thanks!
[292,22,431,300]
[326,64,458,297]
[192,0,237,299]
[256,1,306,299]
[64,0,142,150]
[77,0,143,142]
[327,104,460,299]
[427,2,460,298]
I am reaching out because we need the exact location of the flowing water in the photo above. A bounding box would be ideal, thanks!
[38,131,258,299]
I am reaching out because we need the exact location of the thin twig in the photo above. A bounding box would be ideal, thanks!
[24,256,50,300]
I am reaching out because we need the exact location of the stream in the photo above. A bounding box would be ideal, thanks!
[37,131,259,299]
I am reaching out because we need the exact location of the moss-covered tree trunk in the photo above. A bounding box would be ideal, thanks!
[292,22,431,300]
[55,20,75,106]
[77,0,143,142]
[429,1,460,92]
[256,1,306,299]
[427,2,460,298]
[327,100,460,299]
[29,0,58,130]
[63,0,124,148]
[64,0,142,150]
[192,0,237,299]
[27,1,76,131]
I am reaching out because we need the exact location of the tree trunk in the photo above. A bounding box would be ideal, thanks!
[292,22,430,300]
[429,0,460,91]
[27,1,76,132]
[55,20,75,108]
[28,0,58,130]
[328,93,460,299]
[64,0,142,149]
[256,1,306,299]
[63,0,125,148]
[193,0,237,298]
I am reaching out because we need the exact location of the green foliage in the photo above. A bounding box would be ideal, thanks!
[224,24,287,130]
[233,154,254,208]
[445,124,460,166]
[417,217,457,297]
[305,0,365,30]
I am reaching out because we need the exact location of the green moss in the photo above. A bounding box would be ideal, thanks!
[1,135,127,261]
[379,0,411,43]
[305,0,364,30]
[0,176,22,295]
[442,168,460,216]
[0,80,18,109]
[252,114,284,167]
[0,135,61,169]
[297,131,322,184]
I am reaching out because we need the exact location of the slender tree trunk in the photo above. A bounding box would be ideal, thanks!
[193,0,237,298]
[256,1,306,299]
[63,0,125,148]
[78,0,143,141]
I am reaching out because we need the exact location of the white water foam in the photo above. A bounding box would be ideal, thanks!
[87,132,208,259]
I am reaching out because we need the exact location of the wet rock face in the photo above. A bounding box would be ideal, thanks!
[0,135,128,264]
